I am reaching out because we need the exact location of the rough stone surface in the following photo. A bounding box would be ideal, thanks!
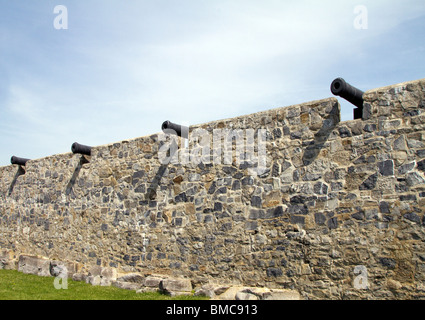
[159,278,193,295]
[1,78,425,299]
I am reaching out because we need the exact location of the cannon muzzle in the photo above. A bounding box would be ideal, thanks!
[71,142,92,156]
[161,121,189,139]
[11,156,30,166]
[331,78,364,119]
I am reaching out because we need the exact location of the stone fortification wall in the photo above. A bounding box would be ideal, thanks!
[1,78,425,299]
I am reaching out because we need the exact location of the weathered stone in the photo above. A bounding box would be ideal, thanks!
[72,273,86,282]
[250,196,262,208]
[406,172,425,186]
[262,289,301,300]
[18,255,51,277]
[159,278,192,295]
[144,276,164,288]
[214,287,249,300]
[266,268,283,277]
[393,135,408,151]
[327,217,338,229]
[314,212,326,225]
[235,291,258,300]
[378,160,394,176]
[86,275,101,286]
[379,258,396,269]
[398,162,415,174]
[113,281,143,291]
[404,212,421,223]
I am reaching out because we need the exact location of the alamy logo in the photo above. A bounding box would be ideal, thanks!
[50,262,68,290]
[353,265,369,289]
[353,5,368,30]
[158,128,268,177]
[53,5,68,30]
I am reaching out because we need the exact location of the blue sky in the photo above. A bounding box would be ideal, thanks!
[1,0,424,166]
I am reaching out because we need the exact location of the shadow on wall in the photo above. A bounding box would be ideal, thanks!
[302,101,340,166]
[145,142,179,201]
[65,155,90,197]
[8,166,26,196]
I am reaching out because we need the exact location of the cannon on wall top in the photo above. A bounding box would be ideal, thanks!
[71,142,92,156]
[11,156,30,166]
[161,121,189,139]
[331,78,364,119]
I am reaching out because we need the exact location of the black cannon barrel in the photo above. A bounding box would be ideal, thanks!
[11,156,30,166]
[331,78,365,120]
[331,78,364,109]
[161,120,189,139]
[71,142,92,156]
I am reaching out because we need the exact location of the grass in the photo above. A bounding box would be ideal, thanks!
[0,269,208,300]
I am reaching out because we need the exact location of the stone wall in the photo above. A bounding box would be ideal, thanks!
[1,78,425,299]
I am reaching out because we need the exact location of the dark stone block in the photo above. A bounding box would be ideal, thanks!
[314,182,329,195]
[398,162,415,174]
[174,218,183,226]
[220,222,232,231]
[272,163,280,177]
[351,211,364,220]
[214,202,223,212]
[208,182,216,194]
[175,192,188,203]
[379,201,390,213]
[338,126,352,138]
[290,195,308,204]
[203,215,214,223]
[134,185,146,193]
[251,196,262,208]
[223,166,237,175]
[363,124,376,132]
[189,264,199,271]
[232,180,241,190]
[404,212,421,223]
[400,194,417,201]
[132,170,144,179]
[378,160,394,176]
[359,173,378,190]
[216,186,227,194]
[249,209,264,220]
[290,215,305,225]
[169,262,181,269]
[242,176,254,185]
[233,172,244,179]
[379,257,396,269]
[327,217,338,229]
[314,212,326,225]
[273,128,282,139]
[288,204,308,215]
[245,221,258,231]
[266,267,283,277]
[417,159,425,172]
[266,206,284,218]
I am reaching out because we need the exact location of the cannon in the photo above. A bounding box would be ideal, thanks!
[10,156,30,166]
[71,142,92,156]
[331,78,364,119]
[161,121,189,139]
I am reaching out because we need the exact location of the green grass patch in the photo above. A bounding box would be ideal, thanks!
[0,269,208,300]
